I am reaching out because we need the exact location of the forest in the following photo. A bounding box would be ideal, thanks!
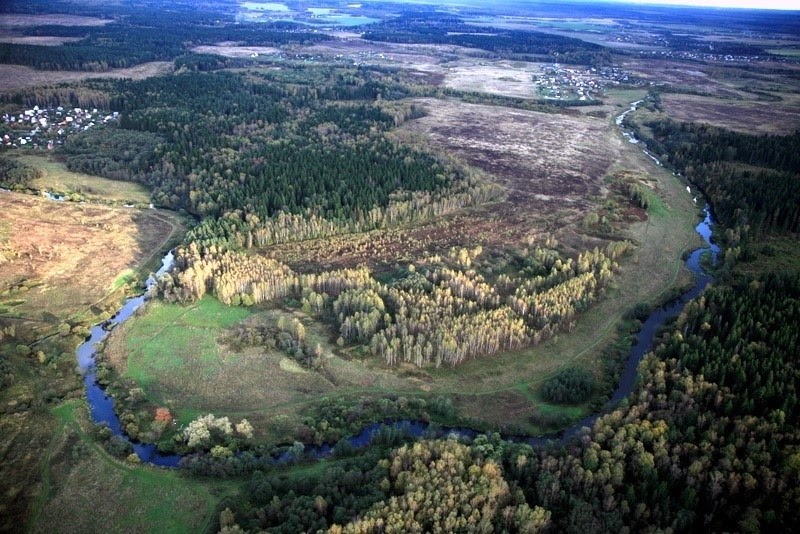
[0,0,327,72]
[216,263,800,533]
[158,239,631,367]
[362,13,612,65]
[632,117,800,235]
[50,68,490,250]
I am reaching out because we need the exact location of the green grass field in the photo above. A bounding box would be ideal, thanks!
[121,297,251,394]
[29,401,226,534]
[19,154,152,205]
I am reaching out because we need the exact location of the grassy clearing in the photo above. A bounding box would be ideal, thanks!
[110,269,137,292]
[121,298,251,389]
[19,154,152,205]
[108,299,365,434]
[30,400,226,534]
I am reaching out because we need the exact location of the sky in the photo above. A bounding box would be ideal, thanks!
[392,0,800,11]
[613,0,799,10]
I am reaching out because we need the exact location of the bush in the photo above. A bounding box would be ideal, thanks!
[540,367,595,404]
[104,435,133,458]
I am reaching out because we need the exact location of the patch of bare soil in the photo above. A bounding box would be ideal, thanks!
[0,62,173,92]
[0,192,179,329]
[405,99,613,206]
[661,93,800,135]
[0,36,83,46]
[443,60,543,99]
[191,44,282,58]
[303,39,465,72]
[0,14,111,27]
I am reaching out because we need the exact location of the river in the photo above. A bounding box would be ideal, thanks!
[75,99,718,466]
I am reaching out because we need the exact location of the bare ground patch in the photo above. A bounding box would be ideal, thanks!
[0,62,173,92]
[405,98,613,207]
[0,192,182,335]
[191,44,282,58]
[661,93,800,135]
[0,14,111,27]
[443,60,543,98]
[302,39,467,73]
[0,36,83,46]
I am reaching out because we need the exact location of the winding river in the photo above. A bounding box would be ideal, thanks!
[76,100,719,466]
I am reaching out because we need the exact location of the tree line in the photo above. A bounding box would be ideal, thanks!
[0,2,330,72]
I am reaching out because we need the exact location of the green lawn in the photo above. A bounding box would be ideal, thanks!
[123,297,251,391]
[30,401,229,534]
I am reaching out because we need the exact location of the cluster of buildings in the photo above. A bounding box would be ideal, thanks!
[1,106,118,150]
[641,50,770,63]
[533,64,642,100]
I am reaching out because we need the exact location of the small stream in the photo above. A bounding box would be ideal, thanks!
[75,99,718,466]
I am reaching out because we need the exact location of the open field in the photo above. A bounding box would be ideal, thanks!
[404,99,611,207]
[0,62,173,92]
[443,61,543,98]
[0,14,111,27]
[104,298,423,434]
[0,191,183,340]
[18,154,153,205]
[29,401,223,533]
[191,44,282,58]
[659,93,800,134]
[0,36,83,46]
[298,39,465,73]
[465,16,666,51]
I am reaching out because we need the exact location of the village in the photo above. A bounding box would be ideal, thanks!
[532,63,642,100]
[1,106,118,150]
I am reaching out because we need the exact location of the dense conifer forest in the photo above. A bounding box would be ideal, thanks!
[50,68,492,250]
